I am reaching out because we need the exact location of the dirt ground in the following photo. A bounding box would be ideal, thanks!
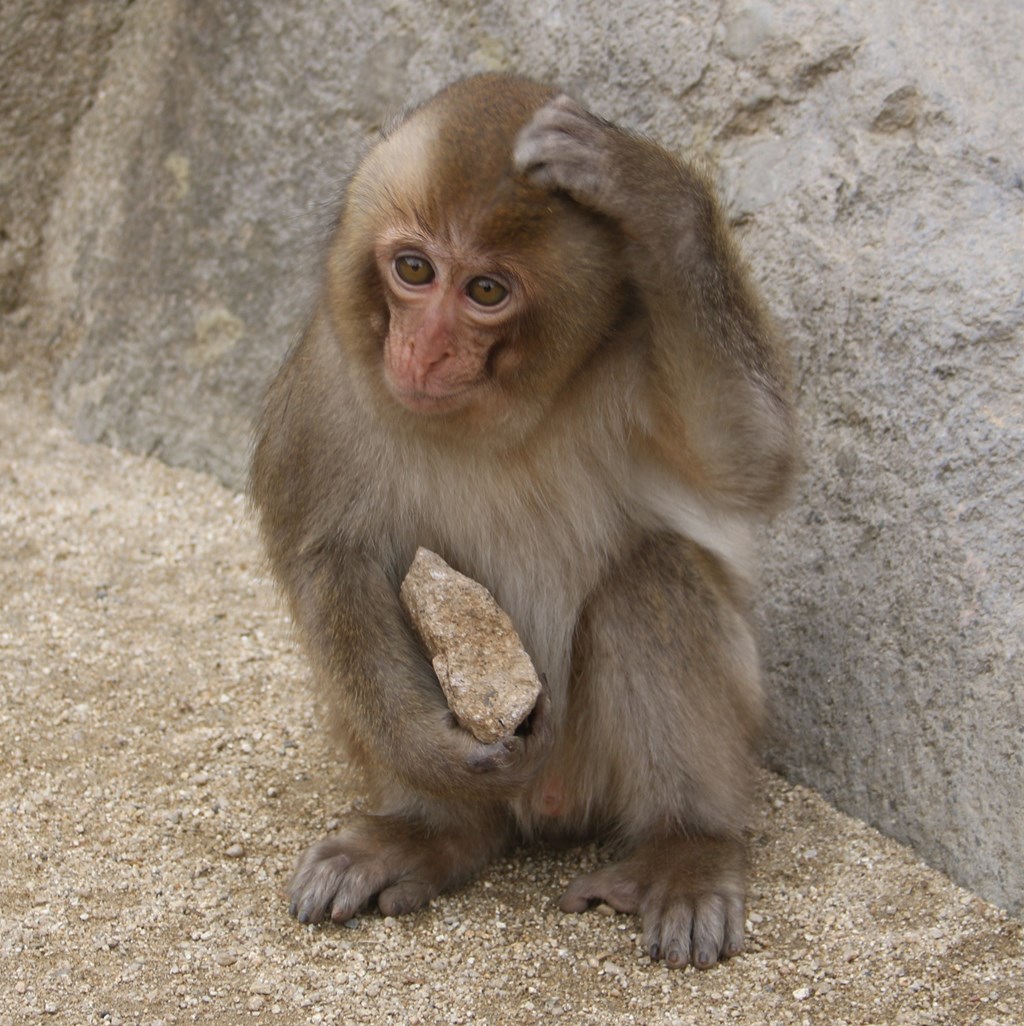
[1,388,1021,1026]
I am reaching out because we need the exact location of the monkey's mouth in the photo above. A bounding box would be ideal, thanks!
[388,383,477,415]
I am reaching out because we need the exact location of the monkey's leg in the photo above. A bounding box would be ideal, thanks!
[288,803,512,924]
[561,530,763,968]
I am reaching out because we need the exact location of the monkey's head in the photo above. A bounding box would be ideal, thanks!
[325,75,629,436]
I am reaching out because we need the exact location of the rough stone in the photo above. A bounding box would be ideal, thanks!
[400,548,542,744]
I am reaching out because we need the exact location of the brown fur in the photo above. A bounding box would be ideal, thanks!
[250,74,796,967]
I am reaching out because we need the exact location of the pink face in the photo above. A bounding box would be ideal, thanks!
[376,236,522,415]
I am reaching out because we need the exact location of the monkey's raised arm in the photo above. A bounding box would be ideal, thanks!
[514,98,796,514]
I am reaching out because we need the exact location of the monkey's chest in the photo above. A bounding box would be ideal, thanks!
[391,446,635,686]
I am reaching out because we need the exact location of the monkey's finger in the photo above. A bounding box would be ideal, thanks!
[643,897,693,968]
[521,689,553,752]
[636,877,669,960]
[514,95,598,154]
[513,97,610,195]
[289,858,354,924]
[722,893,746,958]
[558,866,641,915]
[328,857,392,923]
[465,735,519,773]
[329,893,364,924]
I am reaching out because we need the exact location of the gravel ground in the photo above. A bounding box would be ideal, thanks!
[1,389,1021,1026]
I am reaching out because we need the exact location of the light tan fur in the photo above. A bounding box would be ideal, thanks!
[250,74,796,969]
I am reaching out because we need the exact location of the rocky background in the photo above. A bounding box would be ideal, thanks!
[2,0,1021,926]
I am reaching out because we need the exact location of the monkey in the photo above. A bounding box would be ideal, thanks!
[250,73,796,969]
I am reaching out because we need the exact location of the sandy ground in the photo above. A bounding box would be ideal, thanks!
[1,388,1021,1026]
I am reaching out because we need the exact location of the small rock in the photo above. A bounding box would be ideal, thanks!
[225,843,245,858]
[400,548,542,743]
[871,85,923,133]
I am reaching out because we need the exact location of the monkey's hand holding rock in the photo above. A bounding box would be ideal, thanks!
[400,548,544,745]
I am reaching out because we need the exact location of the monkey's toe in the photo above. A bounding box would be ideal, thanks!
[640,885,744,969]
[558,866,641,915]
[378,879,437,917]
[287,837,385,926]
[559,839,746,968]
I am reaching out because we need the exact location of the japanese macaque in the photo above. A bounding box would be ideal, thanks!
[250,73,796,969]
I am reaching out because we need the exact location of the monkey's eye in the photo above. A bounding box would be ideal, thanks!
[466,276,508,307]
[394,254,435,286]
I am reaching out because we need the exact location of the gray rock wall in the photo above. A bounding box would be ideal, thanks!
[7,0,1022,911]
[0,1,131,314]
[0,0,131,376]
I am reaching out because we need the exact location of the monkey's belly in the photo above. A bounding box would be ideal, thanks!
[519,771,602,843]
[534,773,567,817]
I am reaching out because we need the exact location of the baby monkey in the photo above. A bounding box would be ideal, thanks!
[251,74,796,969]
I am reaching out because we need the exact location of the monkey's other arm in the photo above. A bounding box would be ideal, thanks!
[251,332,555,923]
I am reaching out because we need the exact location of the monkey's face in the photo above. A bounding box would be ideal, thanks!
[372,226,524,416]
[324,75,630,434]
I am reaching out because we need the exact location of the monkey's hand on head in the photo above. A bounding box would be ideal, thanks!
[513,95,695,253]
[513,96,625,213]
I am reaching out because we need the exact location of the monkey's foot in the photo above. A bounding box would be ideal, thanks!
[288,814,500,925]
[559,837,746,969]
